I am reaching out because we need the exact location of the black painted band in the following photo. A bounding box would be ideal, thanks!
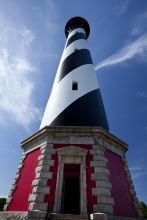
[66,32,86,48]
[58,49,93,82]
[50,89,109,130]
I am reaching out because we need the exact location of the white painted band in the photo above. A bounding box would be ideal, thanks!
[54,38,88,86]
[67,28,85,39]
[40,64,99,128]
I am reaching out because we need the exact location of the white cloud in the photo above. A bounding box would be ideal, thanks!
[94,33,147,71]
[113,0,131,15]
[129,167,142,171]
[131,171,147,180]
[132,11,147,36]
[144,126,147,133]
[131,172,147,180]
[130,166,147,180]
[0,27,40,129]
[137,90,147,98]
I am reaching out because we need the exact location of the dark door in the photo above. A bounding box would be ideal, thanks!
[62,164,80,214]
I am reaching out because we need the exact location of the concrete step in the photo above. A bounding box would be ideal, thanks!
[108,217,142,220]
[50,213,89,220]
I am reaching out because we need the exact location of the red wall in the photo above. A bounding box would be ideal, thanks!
[105,149,138,217]
[8,148,40,211]
[7,143,96,212]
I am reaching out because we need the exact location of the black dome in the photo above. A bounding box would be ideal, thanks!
[65,16,90,39]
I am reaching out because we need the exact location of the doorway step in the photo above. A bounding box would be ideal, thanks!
[50,213,89,220]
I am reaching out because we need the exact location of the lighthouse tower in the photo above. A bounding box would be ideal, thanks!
[40,17,109,130]
[2,17,141,220]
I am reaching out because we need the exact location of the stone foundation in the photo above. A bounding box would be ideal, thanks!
[2,126,141,219]
[0,211,28,220]
[0,212,144,220]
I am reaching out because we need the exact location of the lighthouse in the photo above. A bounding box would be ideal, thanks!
[40,17,109,130]
[2,17,141,220]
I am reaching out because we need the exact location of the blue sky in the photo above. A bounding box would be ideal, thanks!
[0,0,147,203]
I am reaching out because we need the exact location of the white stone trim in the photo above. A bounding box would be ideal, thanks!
[92,144,104,149]
[4,153,27,210]
[94,150,105,155]
[38,159,54,166]
[90,161,107,167]
[14,173,20,180]
[29,202,48,211]
[93,137,104,146]
[92,188,111,196]
[94,136,125,157]
[93,204,113,214]
[32,186,50,194]
[54,155,64,212]
[23,136,49,154]
[29,194,45,203]
[28,210,46,218]
[90,144,114,215]
[35,165,50,173]
[36,172,52,179]
[91,172,109,181]
[94,167,110,175]
[92,155,108,162]
[80,157,87,214]
[11,184,16,191]
[3,204,9,211]
[96,180,112,189]
[38,154,51,161]
[41,143,53,150]
[32,179,48,187]
[41,148,55,154]
[90,213,107,220]
[122,156,141,216]
[105,142,124,157]
[29,142,54,212]
[5,197,12,204]
[97,196,114,205]
[52,136,94,145]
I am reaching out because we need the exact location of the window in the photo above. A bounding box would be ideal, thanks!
[72,81,78,90]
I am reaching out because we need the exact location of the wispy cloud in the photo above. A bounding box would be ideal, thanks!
[95,33,147,71]
[129,167,142,171]
[137,90,147,98]
[131,171,147,180]
[113,0,131,15]
[0,27,40,129]
[130,166,147,180]
[11,149,19,155]
[131,10,147,36]
[144,126,147,133]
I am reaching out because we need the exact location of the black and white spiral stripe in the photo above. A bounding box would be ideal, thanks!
[40,27,109,130]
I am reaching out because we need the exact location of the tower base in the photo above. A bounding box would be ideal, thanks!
[1,126,141,219]
[0,212,144,220]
